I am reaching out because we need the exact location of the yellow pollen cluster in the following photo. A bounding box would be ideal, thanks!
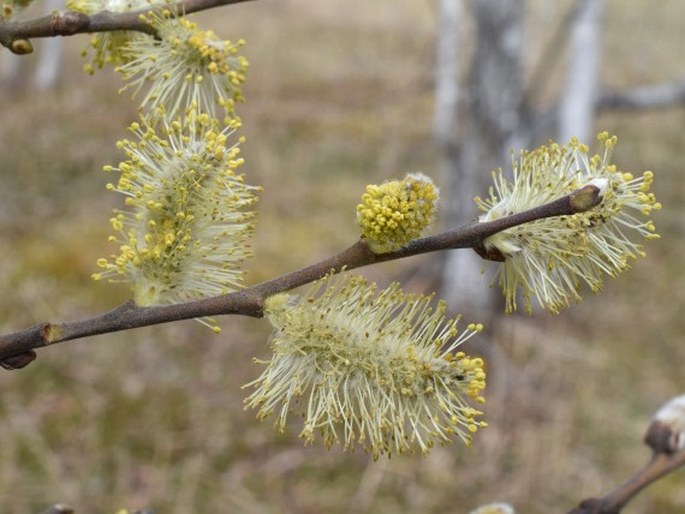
[186,23,247,82]
[357,172,439,254]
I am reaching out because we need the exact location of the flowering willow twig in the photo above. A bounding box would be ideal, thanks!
[568,452,685,514]
[474,133,660,314]
[568,395,685,514]
[0,184,602,370]
[0,0,251,52]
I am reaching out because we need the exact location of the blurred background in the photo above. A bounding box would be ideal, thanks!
[0,0,683,512]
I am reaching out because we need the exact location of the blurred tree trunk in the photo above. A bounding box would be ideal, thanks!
[558,0,604,143]
[434,0,616,319]
[437,0,526,319]
[434,0,460,153]
[34,0,65,91]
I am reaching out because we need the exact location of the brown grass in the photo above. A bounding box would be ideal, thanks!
[0,0,684,512]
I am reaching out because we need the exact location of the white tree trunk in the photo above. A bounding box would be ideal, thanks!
[434,0,460,150]
[34,0,65,90]
[557,0,604,143]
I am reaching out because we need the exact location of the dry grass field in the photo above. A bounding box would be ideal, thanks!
[0,0,684,512]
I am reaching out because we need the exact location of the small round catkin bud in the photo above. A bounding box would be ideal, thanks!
[10,38,33,55]
[644,395,685,454]
[356,172,439,254]
[569,181,604,213]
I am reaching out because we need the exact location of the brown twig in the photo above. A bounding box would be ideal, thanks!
[569,452,685,514]
[568,414,685,514]
[0,185,601,370]
[0,0,252,52]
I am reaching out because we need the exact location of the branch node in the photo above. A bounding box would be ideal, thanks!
[41,323,64,344]
[52,11,90,35]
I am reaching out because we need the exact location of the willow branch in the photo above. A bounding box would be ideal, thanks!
[569,452,685,514]
[568,415,685,514]
[0,0,252,51]
[0,185,601,370]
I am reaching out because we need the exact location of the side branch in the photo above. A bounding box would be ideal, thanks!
[569,405,685,514]
[0,185,600,369]
[596,76,685,111]
[0,0,252,51]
